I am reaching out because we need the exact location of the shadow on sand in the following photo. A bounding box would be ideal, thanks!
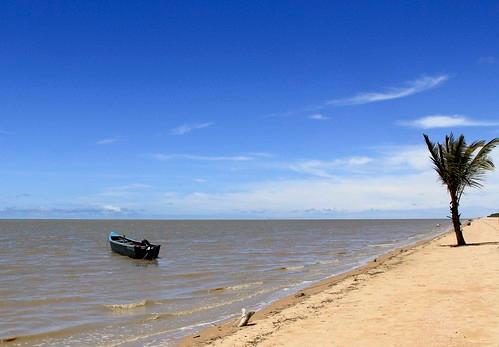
[439,241,499,247]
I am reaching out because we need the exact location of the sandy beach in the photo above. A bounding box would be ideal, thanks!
[179,217,499,347]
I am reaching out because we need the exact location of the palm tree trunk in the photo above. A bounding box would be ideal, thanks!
[450,194,466,246]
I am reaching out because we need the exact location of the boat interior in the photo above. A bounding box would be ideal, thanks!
[111,234,155,248]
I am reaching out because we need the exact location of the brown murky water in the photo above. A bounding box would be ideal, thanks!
[0,219,449,346]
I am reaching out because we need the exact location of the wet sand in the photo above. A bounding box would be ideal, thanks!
[178,217,499,346]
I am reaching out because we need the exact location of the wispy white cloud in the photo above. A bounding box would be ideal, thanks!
[159,148,499,217]
[244,152,273,158]
[289,156,373,178]
[286,147,432,179]
[194,178,207,183]
[58,145,499,219]
[262,74,449,119]
[308,113,330,121]
[102,204,122,212]
[327,75,449,106]
[170,122,214,135]
[147,153,254,161]
[96,137,118,145]
[381,146,431,171]
[160,172,449,216]
[400,115,499,129]
[0,205,138,217]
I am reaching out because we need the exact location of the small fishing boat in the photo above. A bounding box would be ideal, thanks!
[108,231,161,260]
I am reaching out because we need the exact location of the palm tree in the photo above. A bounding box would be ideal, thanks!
[423,133,499,246]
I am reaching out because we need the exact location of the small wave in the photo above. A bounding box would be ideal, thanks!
[111,316,232,347]
[143,312,175,322]
[368,242,395,248]
[104,299,152,311]
[208,281,263,293]
[315,259,340,265]
[144,286,279,322]
[278,265,305,271]
[228,282,263,290]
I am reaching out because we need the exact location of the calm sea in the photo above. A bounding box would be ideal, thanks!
[0,219,449,346]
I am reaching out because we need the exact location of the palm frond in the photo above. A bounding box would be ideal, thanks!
[458,137,498,201]
[424,134,499,203]
[424,134,449,186]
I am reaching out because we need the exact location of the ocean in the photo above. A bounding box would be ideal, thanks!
[0,219,449,346]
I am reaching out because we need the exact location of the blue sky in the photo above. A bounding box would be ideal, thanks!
[1,1,498,218]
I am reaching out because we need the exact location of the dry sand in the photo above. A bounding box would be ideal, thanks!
[179,217,499,347]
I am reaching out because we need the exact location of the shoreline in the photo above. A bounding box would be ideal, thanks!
[178,222,457,346]
[0,219,450,346]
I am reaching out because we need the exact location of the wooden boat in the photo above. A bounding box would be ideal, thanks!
[108,231,161,260]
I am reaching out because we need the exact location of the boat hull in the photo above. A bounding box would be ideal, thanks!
[108,232,161,260]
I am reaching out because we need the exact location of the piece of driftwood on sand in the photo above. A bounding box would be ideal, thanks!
[236,308,255,327]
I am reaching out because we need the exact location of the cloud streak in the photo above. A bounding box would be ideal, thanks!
[170,122,214,135]
[262,74,449,119]
[289,156,373,178]
[160,172,450,217]
[159,149,499,218]
[0,205,138,217]
[26,145,495,219]
[286,146,432,179]
[96,138,118,145]
[308,113,330,121]
[400,115,499,129]
[327,75,449,106]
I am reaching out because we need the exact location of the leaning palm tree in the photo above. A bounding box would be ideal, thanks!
[424,133,499,246]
